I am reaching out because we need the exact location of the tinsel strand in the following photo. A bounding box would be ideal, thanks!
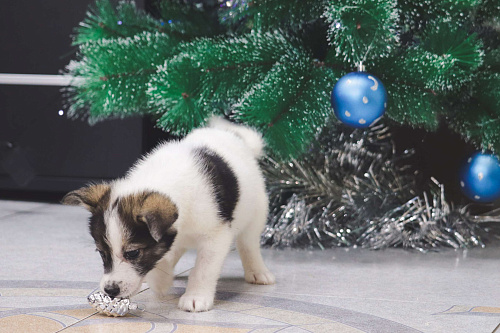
[261,121,494,251]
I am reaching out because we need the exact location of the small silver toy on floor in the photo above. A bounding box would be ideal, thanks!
[87,291,139,317]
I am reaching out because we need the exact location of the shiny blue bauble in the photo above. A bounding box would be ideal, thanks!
[331,72,387,128]
[460,151,500,203]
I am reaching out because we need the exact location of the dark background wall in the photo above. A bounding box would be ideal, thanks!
[0,0,164,202]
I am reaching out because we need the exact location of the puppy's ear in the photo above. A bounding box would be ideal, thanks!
[137,192,178,242]
[61,183,111,212]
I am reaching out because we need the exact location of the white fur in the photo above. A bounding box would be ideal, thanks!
[108,117,275,312]
[100,209,143,298]
[207,116,265,157]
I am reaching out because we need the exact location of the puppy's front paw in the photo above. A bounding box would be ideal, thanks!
[245,271,276,285]
[178,293,214,312]
[145,270,173,299]
[149,283,171,299]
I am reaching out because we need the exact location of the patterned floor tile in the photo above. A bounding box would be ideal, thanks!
[2,199,500,333]
[0,314,63,333]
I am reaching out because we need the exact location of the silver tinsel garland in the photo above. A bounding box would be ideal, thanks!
[261,121,498,251]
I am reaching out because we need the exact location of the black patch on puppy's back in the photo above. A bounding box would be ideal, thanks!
[194,147,239,222]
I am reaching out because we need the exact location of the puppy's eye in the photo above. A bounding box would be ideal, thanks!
[124,249,141,260]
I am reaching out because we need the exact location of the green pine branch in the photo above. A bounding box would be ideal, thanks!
[385,82,441,130]
[148,30,327,149]
[219,0,326,32]
[73,0,222,46]
[66,32,181,119]
[73,0,159,45]
[66,0,500,158]
[324,0,399,64]
[450,73,500,151]
[234,54,340,158]
[153,0,224,38]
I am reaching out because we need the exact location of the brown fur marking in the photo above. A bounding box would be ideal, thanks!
[114,191,179,275]
[117,191,178,243]
[61,183,111,212]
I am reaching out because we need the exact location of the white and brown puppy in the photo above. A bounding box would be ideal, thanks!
[62,117,275,312]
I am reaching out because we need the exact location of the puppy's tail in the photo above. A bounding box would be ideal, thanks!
[208,116,265,158]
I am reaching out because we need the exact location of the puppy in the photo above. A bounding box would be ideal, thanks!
[62,117,275,312]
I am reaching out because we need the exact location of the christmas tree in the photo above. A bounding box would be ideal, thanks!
[64,0,500,250]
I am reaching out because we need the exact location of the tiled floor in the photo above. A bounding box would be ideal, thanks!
[0,199,499,333]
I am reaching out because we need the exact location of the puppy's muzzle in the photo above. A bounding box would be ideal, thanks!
[103,283,120,298]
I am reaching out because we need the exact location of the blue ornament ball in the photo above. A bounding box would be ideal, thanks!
[331,72,387,128]
[460,151,500,203]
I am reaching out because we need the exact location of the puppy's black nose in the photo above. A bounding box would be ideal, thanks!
[104,284,120,298]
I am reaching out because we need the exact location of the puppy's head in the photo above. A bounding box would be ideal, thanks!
[62,184,178,298]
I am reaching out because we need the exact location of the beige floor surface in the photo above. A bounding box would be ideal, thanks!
[0,200,499,332]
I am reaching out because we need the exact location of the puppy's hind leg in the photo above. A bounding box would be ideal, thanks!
[146,245,186,298]
[237,211,275,285]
